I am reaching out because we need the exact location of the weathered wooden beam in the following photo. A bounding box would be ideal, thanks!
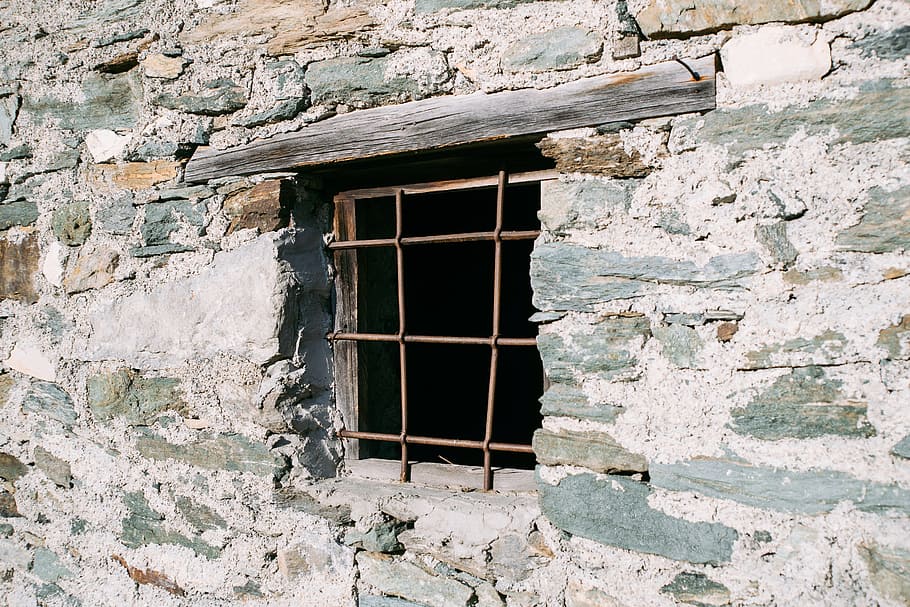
[184,55,715,183]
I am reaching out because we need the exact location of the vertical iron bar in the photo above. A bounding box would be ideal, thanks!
[482,171,507,491]
[395,189,410,483]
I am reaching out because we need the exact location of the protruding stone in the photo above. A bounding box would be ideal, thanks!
[87,369,184,425]
[533,429,647,474]
[538,315,651,382]
[224,179,292,234]
[22,72,142,130]
[538,472,738,564]
[136,433,289,479]
[5,342,56,382]
[0,231,40,303]
[858,541,910,605]
[85,129,131,163]
[140,198,205,246]
[836,186,910,254]
[721,27,830,88]
[22,382,77,427]
[156,79,248,116]
[33,446,72,488]
[175,496,227,532]
[755,222,798,268]
[415,0,536,11]
[537,135,649,178]
[538,178,638,233]
[87,160,182,190]
[539,383,623,423]
[120,492,220,559]
[31,549,73,583]
[96,196,137,235]
[660,572,731,606]
[52,201,92,246]
[64,245,119,294]
[277,536,354,580]
[356,552,475,607]
[234,99,307,128]
[502,27,602,73]
[0,200,39,231]
[653,324,704,369]
[140,54,186,79]
[345,519,405,554]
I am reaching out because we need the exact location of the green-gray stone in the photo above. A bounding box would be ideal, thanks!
[306,54,448,107]
[70,518,88,534]
[859,541,910,604]
[502,27,602,73]
[175,496,227,532]
[267,60,307,101]
[0,144,31,161]
[23,73,142,130]
[653,324,704,369]
[538,472,737,564]
[273,488,352,524]
[33,446,72,488]
[755,222,797,267]
[415,0,534,12]
[660,572,731,607]
[0,201,38,231]
[31,549,72,583]
[855,26,910,61]
[878,315,910,360]
[121,492,220,559]
[96,196,136,235]
[649,457,910,515]
[344,519,405,553]
[533,429,647,474]
[0,453,27,482]
[892,435,910,459]
[539,383,623,423]
[130,243,194,257]
[674,86,910,158]
[538,315,651,382]
[52,201,92,246]
[0,538,31,568]
[94,28,149,48]
[731,366,875,440]
[87,369,184,425]
[66,0,145,32]
[539,179,638,233]
[355,552,474,607]
[531,243,760,312]
[743,330,847,370]
[141,199,206,246]
[235,99,307,128]
[836,186,910,253]
[22,382,77,428]
[0,523,12,537]
[136,433,289,479]
[156,79,247,116]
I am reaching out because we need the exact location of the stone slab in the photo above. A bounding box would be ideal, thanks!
[356,552,474,607]
[836,186,910,254]
[0,232,39,303]
[136,433,289,479]
[533,429,647,474]
[22,73,142,130]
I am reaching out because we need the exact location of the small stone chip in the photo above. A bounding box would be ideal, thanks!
[716,322,738,342]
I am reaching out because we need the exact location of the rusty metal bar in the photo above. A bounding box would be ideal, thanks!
[328,230,539,250]
[328,332,537,347]
[481,171,507,491]
[395,189,410,483]
[338,429,534,454]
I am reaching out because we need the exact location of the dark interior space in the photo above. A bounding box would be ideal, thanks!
[353,180,543,470]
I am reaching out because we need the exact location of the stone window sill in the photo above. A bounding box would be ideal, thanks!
[346,458,537,493]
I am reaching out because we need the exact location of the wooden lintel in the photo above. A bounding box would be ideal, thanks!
[184,55,716,183]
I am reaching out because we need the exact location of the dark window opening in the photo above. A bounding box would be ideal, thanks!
[329,171,549,490]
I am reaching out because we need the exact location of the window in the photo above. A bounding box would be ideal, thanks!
[329,170,554,490]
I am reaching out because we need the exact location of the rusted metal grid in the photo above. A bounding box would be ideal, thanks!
[328,170,541,490]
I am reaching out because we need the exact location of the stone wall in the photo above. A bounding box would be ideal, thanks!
[0,0,907,606]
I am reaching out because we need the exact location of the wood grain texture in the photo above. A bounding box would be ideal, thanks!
[184,56,715,182]
[333,195,360,459]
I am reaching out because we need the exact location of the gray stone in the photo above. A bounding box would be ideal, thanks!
[0,539,31,569]
[743,330,847,369]
[64,245,120,294]
[94,28,150,48]
[84,232,319,369]
[52,201,92,247]
[0,452,27,482]
[649,457,910,515]
[66,0,145,32]
[0,94,17,147]
[175,496,227,532]
[538,472,737,564]
[502,28,602,73]
[136,433,289,479]
[660,572,730,606]
[538,179,637,233]
[878,315,910,360]
[267,60,308,101]
[278,537,354,580]
[360,597,429,607]
[533,429,647,474]
[859,541,910,605]
[96,196,136,235]
[653,324,704,369]
[538,315,651,382]
[0,232,40,303]
[855,26,910,61]
[156,79,248,116]
[151,186,214,202]
[31,549,72,583]
[0,144,31,161]
[655,211,691,236]
[87,369,184,425]
[141,199,206,246]
[539,383,623,423]
[235,99,307,128]
[273,488,352,524]
[345,519,405,553]
[892,435,910,459]
[755,222,798,267]
[121,492,220,559]
[33,446,72,488]
[128,141,190,161]
[415,0,534,12]
[23,73,142,130]
[22,382,77,428]
[531,243,760,312]
[356,553,474,607]
[673,86,910,158]
[836,186,910,253]
[0,491,19,517]
[0,523,12,537]
[129,243,194,257]
[637,0,873,38]
[45,147,81,172]
[731,366,876,440]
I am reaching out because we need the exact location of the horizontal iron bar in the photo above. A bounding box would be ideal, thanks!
[339,430,534,454]
[329,230,539,250]
[328,333,537,346]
